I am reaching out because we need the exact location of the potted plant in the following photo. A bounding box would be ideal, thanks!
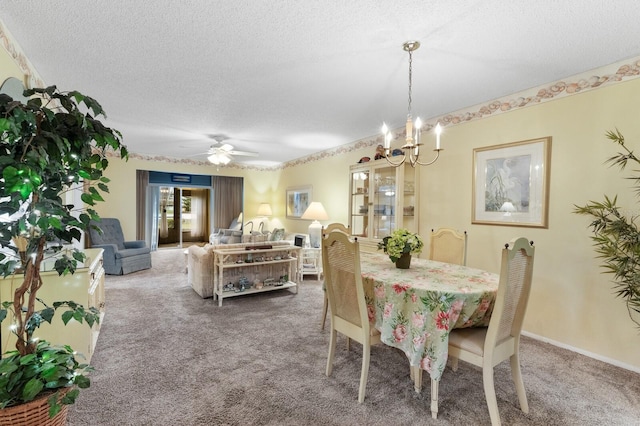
[0,85,127,421]
[377,228,424,269]
[574,129,640,329]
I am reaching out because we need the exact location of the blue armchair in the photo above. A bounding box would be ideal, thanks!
[88,218,152,275]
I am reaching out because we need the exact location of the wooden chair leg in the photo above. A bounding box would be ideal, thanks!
[321,292,328,330]
[483,364,501,426]
[450,356,459,372]
[358,344,371,403]
[510,352,529,413]
[326,329,337,377]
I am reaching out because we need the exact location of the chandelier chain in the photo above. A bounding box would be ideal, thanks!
[408,49,413,118]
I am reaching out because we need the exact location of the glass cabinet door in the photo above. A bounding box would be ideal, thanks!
[349,169,370,238]
[400,163,417,234]
[349,160,419,245]
[371,165,396,239]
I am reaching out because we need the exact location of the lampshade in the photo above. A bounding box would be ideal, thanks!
[256,203,273,217]
[500,202,517,216]
[301,202,328,221]
[301,202,328,248]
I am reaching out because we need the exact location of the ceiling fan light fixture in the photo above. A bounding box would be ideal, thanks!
[207,153,231,165]
[201,136,259,165]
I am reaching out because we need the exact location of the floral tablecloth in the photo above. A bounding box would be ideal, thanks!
[360,252,499,381]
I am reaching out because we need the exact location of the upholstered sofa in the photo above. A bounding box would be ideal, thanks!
[88,218,152,275]
[187,240,294,298]
[210,213,244,244]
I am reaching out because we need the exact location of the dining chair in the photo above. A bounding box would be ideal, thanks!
[320,223,350,330]
[429,227,468,266]
[322,231,381,403]
[436,237,535,425]
[323,222,350,236]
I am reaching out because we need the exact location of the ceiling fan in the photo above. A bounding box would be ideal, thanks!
[201,134,259,165]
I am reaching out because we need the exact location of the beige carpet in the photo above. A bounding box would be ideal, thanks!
[67,249,640,425]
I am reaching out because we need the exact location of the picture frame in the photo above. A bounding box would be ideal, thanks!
[472,137,551,228]
[286,185,312,219]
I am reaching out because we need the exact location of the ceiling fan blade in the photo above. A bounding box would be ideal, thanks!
[227,150,259,157]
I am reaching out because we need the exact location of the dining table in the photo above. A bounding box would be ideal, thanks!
[359,251,499,403]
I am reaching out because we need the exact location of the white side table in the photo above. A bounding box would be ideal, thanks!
[300,247,323,280]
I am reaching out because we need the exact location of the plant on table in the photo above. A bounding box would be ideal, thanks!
[377,228,424,262]
[0,86,127,417]
[574,129,640,329]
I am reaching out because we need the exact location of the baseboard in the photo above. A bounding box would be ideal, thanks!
[521,331,640,374]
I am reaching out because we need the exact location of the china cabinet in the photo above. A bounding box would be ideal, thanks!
[349,159,419,251]
[0,248,105,362]
[212,245,301,306]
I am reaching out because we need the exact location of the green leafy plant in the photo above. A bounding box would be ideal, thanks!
[0,341,92,417]
[0,86,127,415]
[574,129,640,329]
[377,228,424,262]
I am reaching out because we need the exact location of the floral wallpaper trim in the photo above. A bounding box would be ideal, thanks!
[0,20,45,89]
[123,152,280,172]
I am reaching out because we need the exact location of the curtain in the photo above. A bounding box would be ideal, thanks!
[190,189,208,237]
[147,186,160,251]
[212,176,243,230]
[159,187,170,238]
[135,170,149,240]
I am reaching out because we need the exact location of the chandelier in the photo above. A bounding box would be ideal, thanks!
[382,41,442,168]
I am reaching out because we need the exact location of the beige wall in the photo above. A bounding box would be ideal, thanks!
[321,79,640,371]
[423,79,640,370]
[275,154,353,235]
[2,25,639,371]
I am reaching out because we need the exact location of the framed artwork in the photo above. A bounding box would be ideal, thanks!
[286,185,312,219]
[472,137,551,228]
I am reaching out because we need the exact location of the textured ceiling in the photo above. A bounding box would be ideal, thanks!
[2,1,640,167]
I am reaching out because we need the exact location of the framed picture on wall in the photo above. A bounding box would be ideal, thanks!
[286,185,312,219]
[472,137,551,228]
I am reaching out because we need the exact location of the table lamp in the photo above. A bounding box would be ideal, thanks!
[256,203,272,232]
[301,201,328,248]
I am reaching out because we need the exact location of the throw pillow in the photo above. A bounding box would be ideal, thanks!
[229,212,243,231]
[270,228,285,241]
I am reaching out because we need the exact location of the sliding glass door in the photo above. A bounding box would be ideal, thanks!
[138,171,242,250]
[157,187,210,248]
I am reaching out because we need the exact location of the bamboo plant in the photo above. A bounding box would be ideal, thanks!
[574,129,640,329]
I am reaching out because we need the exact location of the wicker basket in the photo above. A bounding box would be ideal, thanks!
[0,388,70,426]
